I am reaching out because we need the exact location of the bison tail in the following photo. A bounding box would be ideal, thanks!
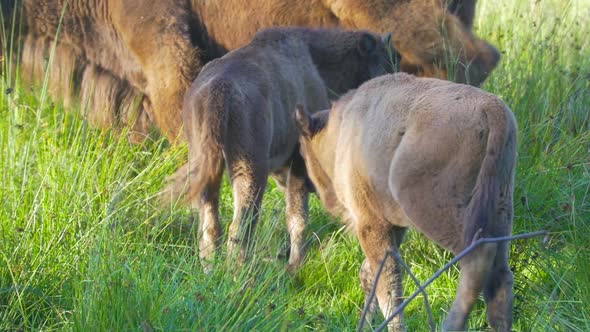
[462,100,517,247]
[160,79,230,207]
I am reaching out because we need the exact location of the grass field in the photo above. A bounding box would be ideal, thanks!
[1,0,589,331]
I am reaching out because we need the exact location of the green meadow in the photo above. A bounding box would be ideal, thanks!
[1,0,589,330]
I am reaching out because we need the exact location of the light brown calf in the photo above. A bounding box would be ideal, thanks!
[295,73,517,331]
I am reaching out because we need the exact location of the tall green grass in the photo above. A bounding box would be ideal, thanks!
[1,0,589,330]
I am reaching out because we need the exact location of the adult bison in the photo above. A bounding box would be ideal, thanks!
[295,73,517,331]
[1,0,499,142]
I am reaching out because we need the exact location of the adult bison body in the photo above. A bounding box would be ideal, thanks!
[162,27,389,272]
[295,73,517,331]
[2,0,499,142]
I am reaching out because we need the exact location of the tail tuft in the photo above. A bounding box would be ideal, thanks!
[462,101,515,247]
[159,78,230,208]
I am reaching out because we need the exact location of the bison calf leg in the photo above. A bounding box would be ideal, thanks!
[284,152,310,272]
[443,243,497,331]
[483,242,514,332]
[194,176,224,274]
[226,158,268,267]
[359,258,379,329]
[358,220,406,332]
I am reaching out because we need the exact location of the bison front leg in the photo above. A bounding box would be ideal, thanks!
[357,220,406,332]
[116,8,201,142]
[141,42,199,142]
[143,76,192,142]
[283,152,310,272]
[359,227,407,330]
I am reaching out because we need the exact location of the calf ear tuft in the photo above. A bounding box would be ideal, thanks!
[358,33,377,56]
[295,104,312,137]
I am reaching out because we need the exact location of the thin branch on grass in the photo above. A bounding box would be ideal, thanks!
[356,248,436,332]
[391,250,436,332]
[375,230,547,332]
[357,230,547,332]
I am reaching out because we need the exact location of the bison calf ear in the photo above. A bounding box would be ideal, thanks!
[358,33,378,57]
[295,104,312,137]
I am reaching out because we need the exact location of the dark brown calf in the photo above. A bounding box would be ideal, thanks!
[162,27,390,272]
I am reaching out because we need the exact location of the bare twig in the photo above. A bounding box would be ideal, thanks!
[374,231,547,332]
[356,248,436,332]
[356,230,547,332]
[391,250,436,332]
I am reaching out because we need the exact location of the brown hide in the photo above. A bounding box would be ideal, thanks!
[3,0,497,142]
[193,0,498,85]
[296,73,517,331]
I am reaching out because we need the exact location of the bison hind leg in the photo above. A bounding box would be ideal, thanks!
[224,136,269,267]
[443,242,497,331]
[483,241,513,332]
[225,156,268,267]
[194,160,225,274]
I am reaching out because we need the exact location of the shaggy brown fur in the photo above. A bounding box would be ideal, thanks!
[2,0,497,142]
[295,73,517,331]
[195,0,499,85]
[79,65,154,143]
[162,27,389,272]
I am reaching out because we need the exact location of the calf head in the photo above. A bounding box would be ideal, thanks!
[295,104,344,218]
[295,104,330,177]
[301,28,398,95]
